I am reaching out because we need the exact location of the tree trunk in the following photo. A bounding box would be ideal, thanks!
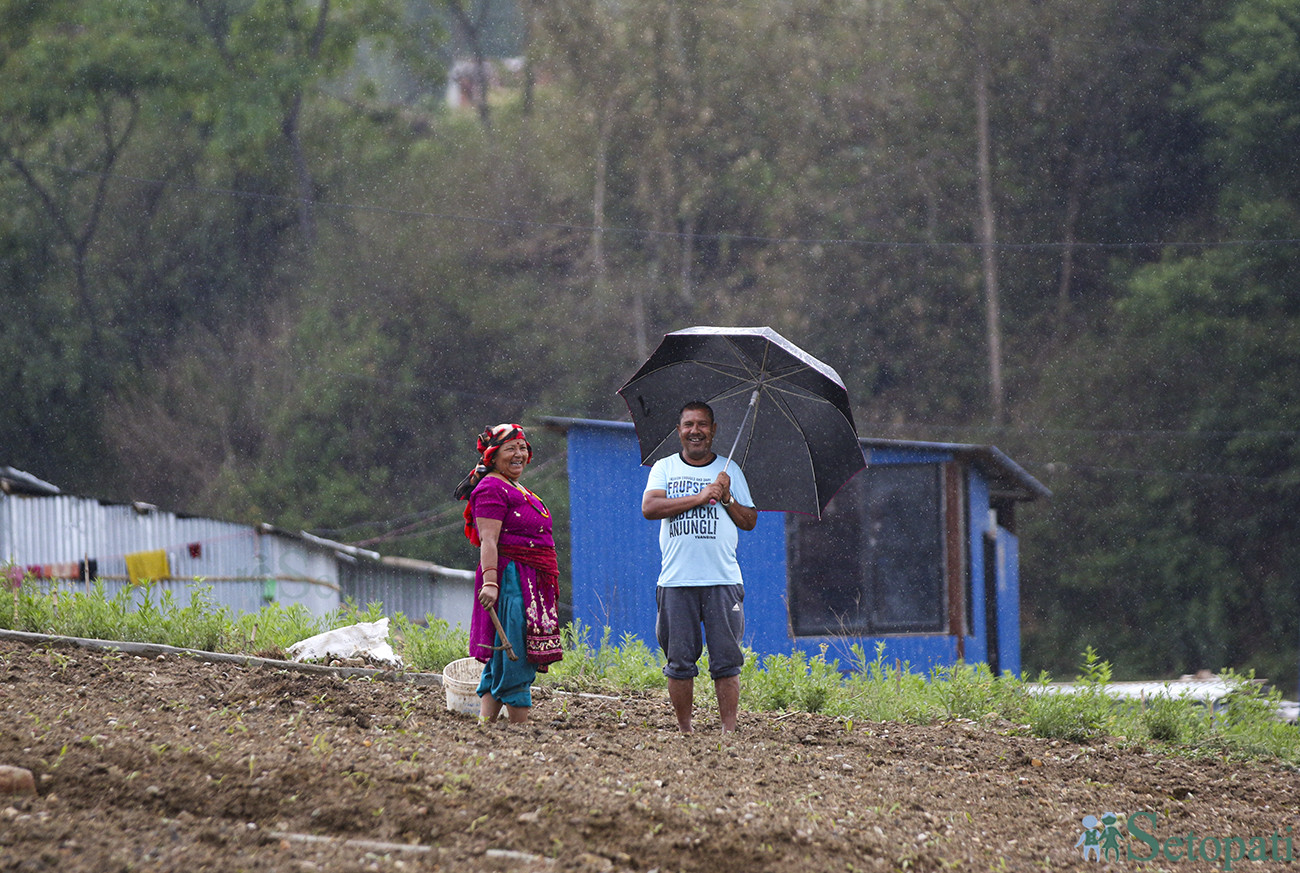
[283,94,316,247]
[447,0,494,132]
[521,0,536,116]
[281,0,332,248]
[592,99,613,296]
[1054,153,1085,343]
[678,213,695,302]
[974,46,1005,426]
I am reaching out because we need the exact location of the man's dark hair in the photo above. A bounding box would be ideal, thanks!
[679,400,714,423]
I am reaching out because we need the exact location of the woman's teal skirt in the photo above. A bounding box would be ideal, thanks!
[476,561,537,708]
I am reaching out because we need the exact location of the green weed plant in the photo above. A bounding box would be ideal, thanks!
[0,571,1293,762]
[1026,646,1118,742]
[545,620,666,693]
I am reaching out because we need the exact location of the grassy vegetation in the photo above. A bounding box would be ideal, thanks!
[2,578,1295,762]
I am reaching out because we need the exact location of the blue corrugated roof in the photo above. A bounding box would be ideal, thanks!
[541,418,1050,503]
[861,438,1050,502]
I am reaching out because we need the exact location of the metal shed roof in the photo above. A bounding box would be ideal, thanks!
[540,418,1050,504]
[860,438,1050,503]
[1,467,61,497]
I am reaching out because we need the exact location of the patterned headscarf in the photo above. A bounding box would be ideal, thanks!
[454,423,532,541]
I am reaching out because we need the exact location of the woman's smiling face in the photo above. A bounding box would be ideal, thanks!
[492,437,530,482]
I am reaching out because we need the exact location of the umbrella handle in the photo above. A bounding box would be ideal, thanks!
[711,389,759,504]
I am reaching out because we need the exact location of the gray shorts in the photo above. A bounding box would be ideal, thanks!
[655,584,745,680]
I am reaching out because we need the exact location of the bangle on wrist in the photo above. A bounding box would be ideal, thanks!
[721,496,734,507]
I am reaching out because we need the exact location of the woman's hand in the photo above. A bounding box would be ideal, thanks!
[476,516,503,609]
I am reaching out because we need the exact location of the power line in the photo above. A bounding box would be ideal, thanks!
[310,360,1300,444]
[306,365,529,407]
[303,359,1300,447]
[25,160,1300,253]
[871,422,1300,439]
[1023,460,1289,485]
[310,455,568,546]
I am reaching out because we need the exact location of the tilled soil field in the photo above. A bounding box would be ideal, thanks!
[1,632,1297,872]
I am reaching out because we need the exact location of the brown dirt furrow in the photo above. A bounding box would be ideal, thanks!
[1,639,1297,872]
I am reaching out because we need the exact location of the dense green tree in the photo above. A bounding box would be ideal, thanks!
[527,0,992,418]
[0,0,202,489]
[1023,0,1300,687]
[104,102,591,564]
[4,0,1294,685]
[0,0,418,495]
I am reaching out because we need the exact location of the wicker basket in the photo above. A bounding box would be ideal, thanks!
[442,657,484,715]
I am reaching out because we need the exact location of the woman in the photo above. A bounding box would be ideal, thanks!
[453,423,562,723]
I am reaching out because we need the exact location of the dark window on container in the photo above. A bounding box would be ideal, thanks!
[787,463,946,636]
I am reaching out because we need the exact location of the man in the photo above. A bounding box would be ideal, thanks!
[642,401,758,734]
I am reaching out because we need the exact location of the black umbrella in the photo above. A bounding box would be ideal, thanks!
[618,326,865,518]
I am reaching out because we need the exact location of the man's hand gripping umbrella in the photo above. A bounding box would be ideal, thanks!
[708,389,760,505]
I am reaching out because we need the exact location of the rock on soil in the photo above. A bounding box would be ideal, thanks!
[0,637,1297,872]
[0,766,34,796]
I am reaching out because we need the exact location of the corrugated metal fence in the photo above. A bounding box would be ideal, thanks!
[340,557,474,631]
[1,487,473,628]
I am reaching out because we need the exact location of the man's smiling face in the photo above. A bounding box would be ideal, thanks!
[676,406,717,465]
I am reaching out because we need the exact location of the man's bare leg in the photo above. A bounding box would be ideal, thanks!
[668,677,694,733]
[715,675,740,733]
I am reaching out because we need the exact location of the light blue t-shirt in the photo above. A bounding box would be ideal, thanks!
[645,453,753,587]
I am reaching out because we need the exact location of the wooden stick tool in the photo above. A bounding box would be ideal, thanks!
[476,604,518,661]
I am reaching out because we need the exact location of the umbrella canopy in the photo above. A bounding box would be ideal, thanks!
[618,326,865,518]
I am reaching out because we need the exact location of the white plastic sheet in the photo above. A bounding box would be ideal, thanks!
[287,617,403,669]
